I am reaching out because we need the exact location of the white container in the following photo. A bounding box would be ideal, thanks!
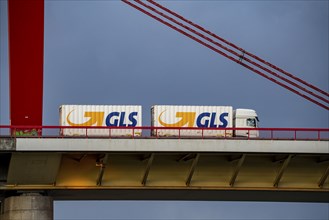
[151,105,233,137]
[59,105,142,137]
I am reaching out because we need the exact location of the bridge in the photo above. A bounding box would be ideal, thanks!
[1,126,328,204]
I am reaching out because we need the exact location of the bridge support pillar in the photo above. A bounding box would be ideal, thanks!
[0,193,53,220]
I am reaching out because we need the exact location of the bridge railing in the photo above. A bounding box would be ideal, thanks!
[0,126,328,141]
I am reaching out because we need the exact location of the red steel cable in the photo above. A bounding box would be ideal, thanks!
[147,0,329,98]
[134,0,329,105]
[122,0,329,110]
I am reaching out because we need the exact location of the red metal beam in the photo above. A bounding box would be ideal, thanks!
[8,0,44,126]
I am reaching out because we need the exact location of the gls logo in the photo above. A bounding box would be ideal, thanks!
[158,111,229,128]
[67,111,138,127]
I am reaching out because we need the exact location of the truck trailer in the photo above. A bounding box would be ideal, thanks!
[59,105,142,137]
[59,105,259,138]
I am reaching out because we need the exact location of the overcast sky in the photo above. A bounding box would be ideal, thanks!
[1,0,329,128]
[0,0,328,219]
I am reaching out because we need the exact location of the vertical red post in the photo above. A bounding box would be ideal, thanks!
[294,130,297,140]
[318,130,320,141]
[8,0,44,128]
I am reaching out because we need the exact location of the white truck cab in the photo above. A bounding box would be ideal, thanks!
[233,109,259,138]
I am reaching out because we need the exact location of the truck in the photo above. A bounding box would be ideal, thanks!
[151,105,259,137]
[59,105,259,138]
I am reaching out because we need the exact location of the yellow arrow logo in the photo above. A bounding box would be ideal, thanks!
[67,111,104,126]
[158,111,196,127]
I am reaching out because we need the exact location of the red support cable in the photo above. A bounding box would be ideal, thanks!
[147,0,329,98]
[134,0,329,105]
[123,0,329,110]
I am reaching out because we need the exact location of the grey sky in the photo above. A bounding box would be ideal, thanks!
[54,200,329,220]
[1,0,329,127]
[0,0,328,219]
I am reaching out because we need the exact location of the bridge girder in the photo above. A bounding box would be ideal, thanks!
[0,138,328,202]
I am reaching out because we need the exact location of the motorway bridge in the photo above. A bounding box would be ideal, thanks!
[1,126,328,205]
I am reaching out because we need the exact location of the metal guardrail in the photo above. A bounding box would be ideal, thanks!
[0,125,328,140]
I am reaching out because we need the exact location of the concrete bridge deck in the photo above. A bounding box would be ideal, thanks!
[1,137,328,202]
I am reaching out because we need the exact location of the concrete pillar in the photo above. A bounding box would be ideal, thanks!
[1,193,53,220]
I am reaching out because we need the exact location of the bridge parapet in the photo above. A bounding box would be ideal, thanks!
[1,125,329,140]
